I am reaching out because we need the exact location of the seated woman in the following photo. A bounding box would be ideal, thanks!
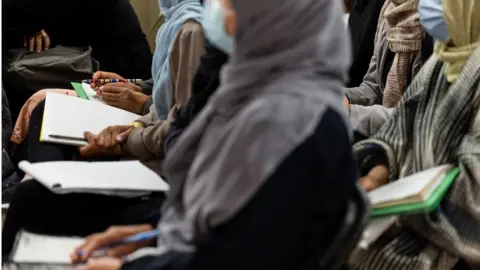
[72,0,356,270]
[2,0,205,255]
[344,0,433,113]
[3,0,152,79]
[352,0,480,268]
[10,0,205,165]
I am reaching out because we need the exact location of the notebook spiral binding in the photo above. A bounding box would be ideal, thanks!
[41,137,88,147]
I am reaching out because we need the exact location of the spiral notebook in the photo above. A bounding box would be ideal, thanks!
[18,160,169,196]
[40,92,140,146]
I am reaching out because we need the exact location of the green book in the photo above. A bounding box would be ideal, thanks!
[370,166,460,217]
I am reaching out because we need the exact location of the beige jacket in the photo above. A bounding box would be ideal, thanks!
[126,20,205,165]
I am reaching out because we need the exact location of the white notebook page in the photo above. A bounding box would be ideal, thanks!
[81,83,97,98]
[42,92,140,140]
[12,231,84,264]
[18,160,169,192]
[368,165,451,205]
[81,83,103,103]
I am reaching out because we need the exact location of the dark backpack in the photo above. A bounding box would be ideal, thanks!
[2,45,99,120]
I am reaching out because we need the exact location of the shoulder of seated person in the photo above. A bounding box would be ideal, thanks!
[179,20,203,36]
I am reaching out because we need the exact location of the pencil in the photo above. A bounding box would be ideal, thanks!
[82,79,143,84]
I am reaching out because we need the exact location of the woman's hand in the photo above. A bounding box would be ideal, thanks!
[24,30,50,52]
[90,72,143,93]
[96,125,134,149]
[71,224,153,263]
[97,84,149,114]
[78,131,123,158]
[81,257,122,270]
[359,165,389,192]
[344,96,350,113]
[90,72,124,89]
[97,84,148,114]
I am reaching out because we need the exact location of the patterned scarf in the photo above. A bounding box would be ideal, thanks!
[381,0,425,107]
[353,47,480,269]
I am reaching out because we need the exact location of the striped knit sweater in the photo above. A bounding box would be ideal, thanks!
[352,47,480,269]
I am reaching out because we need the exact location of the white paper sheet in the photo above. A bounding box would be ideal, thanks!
[12,231,84,264]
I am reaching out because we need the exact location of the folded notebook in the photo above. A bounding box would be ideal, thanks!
[368,165,459,216]
[18,160,169,196]
[40,92,140,146]
[11,230,84,265]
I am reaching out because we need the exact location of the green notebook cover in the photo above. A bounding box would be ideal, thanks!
[71,82,89,100]
[371,167,460,217]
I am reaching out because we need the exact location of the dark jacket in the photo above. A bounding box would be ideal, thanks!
[122,109,357,270]
[347,0,386,87]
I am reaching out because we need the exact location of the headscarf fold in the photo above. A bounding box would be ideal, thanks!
[435,0,480,83]
[153,0,351,254]
[381,0,425,107]
[152,0,202,120]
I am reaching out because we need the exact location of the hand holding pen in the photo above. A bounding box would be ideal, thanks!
[71,225,159,263]
[87,71,143,90]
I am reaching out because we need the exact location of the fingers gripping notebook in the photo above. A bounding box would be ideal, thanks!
[40,92,140,146]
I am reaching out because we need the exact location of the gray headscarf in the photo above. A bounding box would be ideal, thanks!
[129,0,351,259]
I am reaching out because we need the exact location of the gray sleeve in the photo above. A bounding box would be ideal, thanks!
[349,105,394,138]
[345,22,385,106]
[345,52,383,106]
[138,78,155,95]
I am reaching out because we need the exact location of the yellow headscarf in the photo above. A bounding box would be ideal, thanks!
[435,0,480,83]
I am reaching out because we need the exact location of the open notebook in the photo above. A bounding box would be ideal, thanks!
[11,231,84,264]
[18,160,169,196]
[40,92,140,146]
[368,165,459,216]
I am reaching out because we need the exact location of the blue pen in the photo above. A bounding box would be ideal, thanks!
[112,229,160,246]
[77,230,160,258]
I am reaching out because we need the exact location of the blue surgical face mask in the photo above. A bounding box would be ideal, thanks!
[418,0,449,42]
[202,0,234,54]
